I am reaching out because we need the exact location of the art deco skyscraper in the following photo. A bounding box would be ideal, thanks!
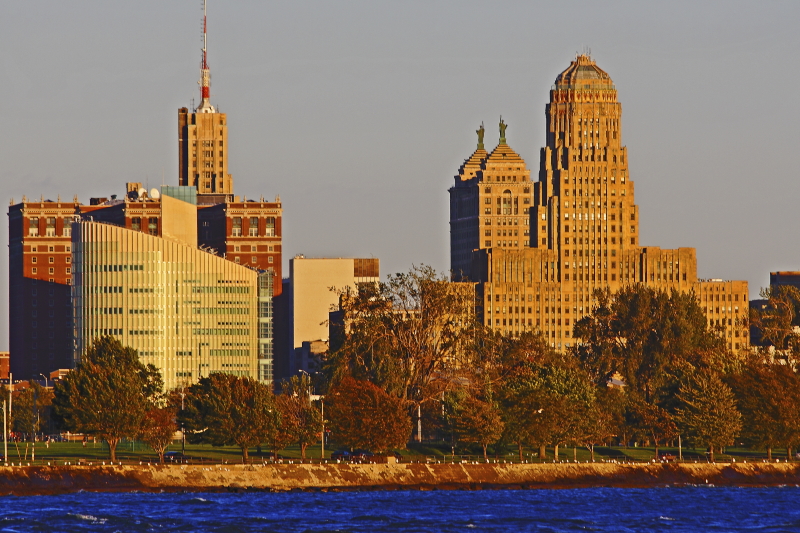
[450,55,749,353]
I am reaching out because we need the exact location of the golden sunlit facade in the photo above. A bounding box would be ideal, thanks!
[450,55,749,352]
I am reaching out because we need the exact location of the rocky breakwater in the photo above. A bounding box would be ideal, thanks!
[0,461,799,495]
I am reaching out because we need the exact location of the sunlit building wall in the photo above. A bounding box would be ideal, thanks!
[72,220,260,391]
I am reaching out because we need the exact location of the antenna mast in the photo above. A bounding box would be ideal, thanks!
[197,0,215,113]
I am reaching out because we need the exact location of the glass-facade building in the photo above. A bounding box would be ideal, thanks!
[72,220,264,391]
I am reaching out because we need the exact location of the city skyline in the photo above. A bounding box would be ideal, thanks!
[3,1,800,351]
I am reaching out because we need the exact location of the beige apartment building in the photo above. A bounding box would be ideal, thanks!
[450,55,748,352]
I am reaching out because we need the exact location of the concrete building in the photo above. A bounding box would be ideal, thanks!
[450,55,749,352]
[283,257,379,378]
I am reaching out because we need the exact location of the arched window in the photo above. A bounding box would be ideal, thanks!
[502,190,512,215]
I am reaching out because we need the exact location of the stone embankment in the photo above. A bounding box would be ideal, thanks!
[1,462,799,495]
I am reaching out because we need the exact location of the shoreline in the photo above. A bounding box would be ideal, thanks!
[0,462,799,495]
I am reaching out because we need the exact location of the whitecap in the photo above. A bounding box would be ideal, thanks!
[659,516,676,521]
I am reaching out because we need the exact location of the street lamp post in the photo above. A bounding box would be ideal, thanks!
[180,390,186,455]
[39,374,48,388]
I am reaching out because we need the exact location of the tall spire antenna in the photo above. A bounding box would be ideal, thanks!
[196,0,215,113]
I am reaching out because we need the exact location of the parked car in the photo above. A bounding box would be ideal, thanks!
[331,449,352,461]
[164,451,188,463]
[351,450,374,461]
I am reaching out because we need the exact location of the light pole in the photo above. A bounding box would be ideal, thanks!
[39,374,48,388]
[180,390,186,455]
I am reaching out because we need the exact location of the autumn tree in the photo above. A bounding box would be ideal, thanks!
[180,373,279,462]
[327,378,412,453]
[326,265,475,409]
[675,372,741,462]
[280,373,322,459]
[629,400,677,459]
[52,336,162,461]
[452,394,504,461]
[140,406,178,463]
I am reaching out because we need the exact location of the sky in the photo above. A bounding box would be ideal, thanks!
[2,1,800,350]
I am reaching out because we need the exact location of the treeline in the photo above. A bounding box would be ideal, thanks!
[17,269,800,463]
[324,267,800,462]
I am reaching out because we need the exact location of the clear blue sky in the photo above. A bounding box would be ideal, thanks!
[2,1,800,350]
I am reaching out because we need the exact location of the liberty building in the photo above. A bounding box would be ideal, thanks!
[450,55,748,352]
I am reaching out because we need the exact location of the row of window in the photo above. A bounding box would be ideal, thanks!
[31,256,70,264]
[31,267,70,275]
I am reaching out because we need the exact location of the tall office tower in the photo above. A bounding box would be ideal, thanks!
[178,0,233,199]
[7,197,81,380]
[451,55,749,353]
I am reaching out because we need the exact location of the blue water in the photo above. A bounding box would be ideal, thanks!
[0,487,798,532]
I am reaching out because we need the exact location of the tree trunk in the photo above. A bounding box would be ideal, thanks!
[300,442,307,460]
[554,444,559,461]
[788,446,793,462]
[158,451,165,464]
[573,446,577,461]
[767,447,772,461]
[241,445,249,462]
[539,445,546,461]
[518,443,523,462]
[482,444,488,462]
[107,438,119,461]
[588,444,595,462]
[709,445,714,463]
[654,441,659,459]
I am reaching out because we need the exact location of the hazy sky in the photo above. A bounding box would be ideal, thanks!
[2,1,800,350]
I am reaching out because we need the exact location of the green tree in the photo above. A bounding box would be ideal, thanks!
[574,286,726,404]
[181,373,278,462]
[280,373,322,459]
[328,377,412,453]
[453,394,504,461]
[729,359,800,461]
[676,372,741,462]
[629,399,677,459]
[140,406,178,463]
[52,336,162,461]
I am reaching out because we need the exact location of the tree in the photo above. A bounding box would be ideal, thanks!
[280,373,322,459]
[629,400,677,459]
[676,372,741,462]
[453,395,504,461]
[269,395,300,457]
[729,359,800,461]
[52,336,162,461]
[326,265,475,407]
[140,406,178,463]
[181,373,279,462]
[327,377,412,453]
[574,286,726,404]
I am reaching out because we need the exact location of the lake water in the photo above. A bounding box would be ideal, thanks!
[0,486,798,532]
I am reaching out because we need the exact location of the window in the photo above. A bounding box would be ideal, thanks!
[502,190,513,215]
[46,217,56,237]
[234,257,240,264]
[148,217,158,235]
[249,217,259,236]
[49,257,54,263]
[48,268,54,274]
[232,217,242,236]
[32,267,37,274]
[131,217,141,231]
[66,257,71,264]
[251,256,257,263]
[264,217,276,237]
[268,256,274,264]
[63,218,72,237]
[32,257,37,264]
[28,218,39,236]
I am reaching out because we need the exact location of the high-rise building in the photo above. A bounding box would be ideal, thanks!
[450,55,749,352]
[178,1,232,198]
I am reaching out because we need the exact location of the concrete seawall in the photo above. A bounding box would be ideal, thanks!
[0,462,799,495]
